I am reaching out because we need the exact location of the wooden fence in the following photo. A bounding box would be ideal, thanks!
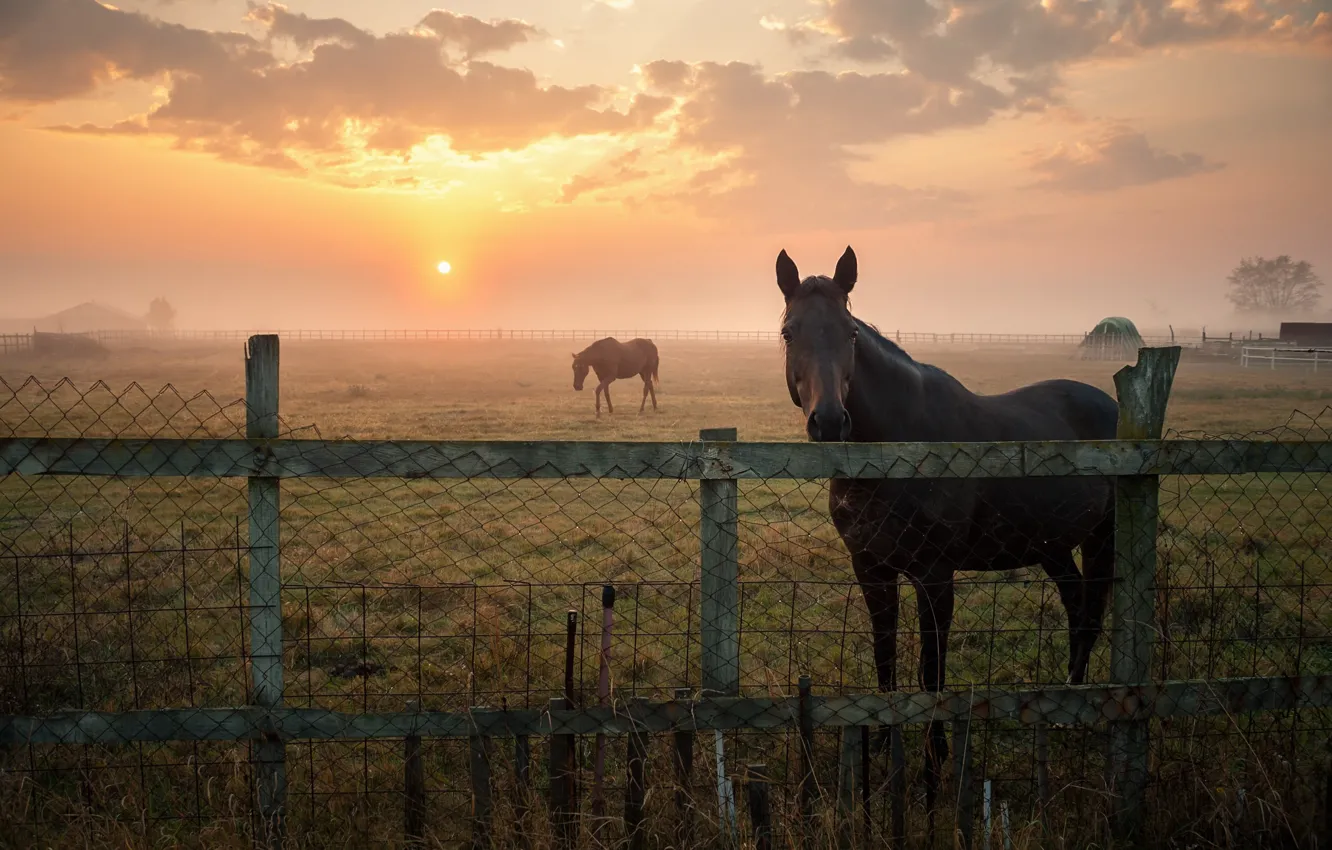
[0,333,32,354]
[0,327,1271,348]
[3,336,1331,849]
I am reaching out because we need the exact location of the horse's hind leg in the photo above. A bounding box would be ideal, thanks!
[1074,513,1116,685]
[856,560,906,843]
[1040,550,1089,684]
[639,378,649,413]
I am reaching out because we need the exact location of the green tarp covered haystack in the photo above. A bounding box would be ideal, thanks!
[1080,316,1144,360]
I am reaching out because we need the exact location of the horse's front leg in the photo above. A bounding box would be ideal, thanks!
[602,381,614,414]
[856,558,907,843]
[915,569,955,829]
[594,384,603,418]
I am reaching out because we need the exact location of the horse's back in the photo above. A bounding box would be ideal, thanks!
[620,338,657,377]
[982,379,1117,441]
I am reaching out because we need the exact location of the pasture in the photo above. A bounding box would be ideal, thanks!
[3,338,1331,849]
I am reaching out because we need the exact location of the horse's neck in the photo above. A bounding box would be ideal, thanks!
[846,333,965,442]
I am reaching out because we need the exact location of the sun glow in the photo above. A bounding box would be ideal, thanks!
[436,260,452,274]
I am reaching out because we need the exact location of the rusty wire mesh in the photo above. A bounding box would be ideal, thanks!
[2,376,1331,848]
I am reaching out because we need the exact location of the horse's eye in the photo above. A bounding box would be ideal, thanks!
[850,328,859,342]
[781,328,793,342]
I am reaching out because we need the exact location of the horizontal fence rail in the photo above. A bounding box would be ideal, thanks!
[6,676,1329,745]
[4,436,1332,479]
[0,327,1282,348]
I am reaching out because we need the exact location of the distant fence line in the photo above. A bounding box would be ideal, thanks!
[0,327,1285,348]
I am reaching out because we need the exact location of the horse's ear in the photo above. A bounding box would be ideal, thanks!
[833,245,857,294]
[776,249,801,300]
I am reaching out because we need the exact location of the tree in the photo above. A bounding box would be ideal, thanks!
[146,297,177,334]
[1226,255,1323,313]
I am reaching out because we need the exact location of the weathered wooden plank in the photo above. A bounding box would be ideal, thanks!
[5,676,1331,745]
[5,437,1332,480]
[1109,346,1180,842]
[246,334,285,849]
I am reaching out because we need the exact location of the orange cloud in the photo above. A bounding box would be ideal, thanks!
[8,1,669,181]
[1025,124,1225,193]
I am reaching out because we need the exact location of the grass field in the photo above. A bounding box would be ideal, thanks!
[3,339,1332,848]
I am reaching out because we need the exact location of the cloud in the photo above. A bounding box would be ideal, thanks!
[0,0,264,103]
[558,150,649,202]
[810,0,1330,75]
[761,0,1330,113]
[637,61,990,228]
[8,1,669,182]
[417,9,543,58]
[1026,124,1225,192]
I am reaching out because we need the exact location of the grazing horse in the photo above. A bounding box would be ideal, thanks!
[572,337,660,417]
[775,246,1118,811]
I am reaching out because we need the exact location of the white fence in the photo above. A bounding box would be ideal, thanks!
[1240,346,1332,371]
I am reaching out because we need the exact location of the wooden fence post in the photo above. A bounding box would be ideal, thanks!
[549,697,576,850]
[246,334,286,847]
[745,764,773,850]
[700,427,740,842]
[673,688,696,847]
[470,723,493,850]
[699,427,740,696]
[1108,345,1180,840]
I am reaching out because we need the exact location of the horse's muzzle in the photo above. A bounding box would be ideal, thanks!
[807,406,851,442]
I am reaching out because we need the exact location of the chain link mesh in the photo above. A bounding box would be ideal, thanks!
[2,375,1330,847]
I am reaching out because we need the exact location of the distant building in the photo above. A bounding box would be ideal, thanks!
[0,302,148,334]
[1278,322,1332,347]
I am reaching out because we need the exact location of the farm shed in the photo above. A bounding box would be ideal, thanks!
[1279,322,1332,347]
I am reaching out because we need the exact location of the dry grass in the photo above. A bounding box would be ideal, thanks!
[2,339,1331,848]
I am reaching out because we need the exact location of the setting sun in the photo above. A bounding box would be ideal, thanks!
[436,261,452,275]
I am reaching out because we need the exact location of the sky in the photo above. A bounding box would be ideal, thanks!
[0,0,1329,332]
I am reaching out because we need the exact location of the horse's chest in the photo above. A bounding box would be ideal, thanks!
[829,479,975,555]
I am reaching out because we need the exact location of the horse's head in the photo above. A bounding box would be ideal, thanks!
[776,246,858,442]
[572,352,590,391]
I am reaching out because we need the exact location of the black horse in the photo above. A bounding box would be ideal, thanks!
[775,246,1118,807]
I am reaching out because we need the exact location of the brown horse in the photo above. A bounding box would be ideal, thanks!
[571,337,660,417]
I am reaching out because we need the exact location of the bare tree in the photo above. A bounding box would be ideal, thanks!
[146,297,177,334]
[1226,255,1323,313]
